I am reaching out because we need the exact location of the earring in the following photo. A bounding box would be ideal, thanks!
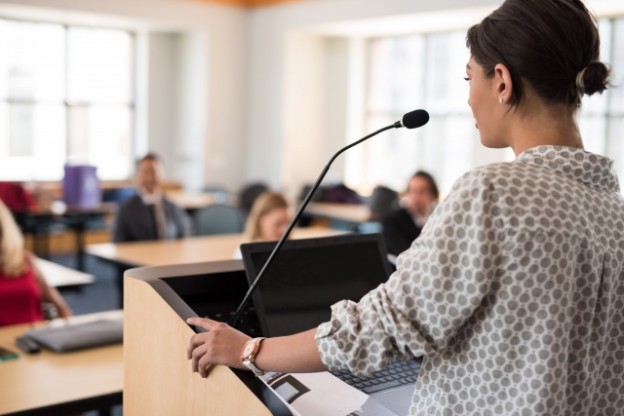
[499,97,504,104]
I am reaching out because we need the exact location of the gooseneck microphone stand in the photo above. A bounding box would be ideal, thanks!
[229,111,428,328]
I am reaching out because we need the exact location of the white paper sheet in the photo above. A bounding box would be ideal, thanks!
[259,371,399,416]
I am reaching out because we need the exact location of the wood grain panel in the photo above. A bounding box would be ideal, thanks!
[124,275,272,415]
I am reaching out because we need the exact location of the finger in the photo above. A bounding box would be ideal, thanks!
[202,363,214,378]
[186,317,218,330]
[191,344,207,373]
[198,354,216,378]
[187,333,208,359]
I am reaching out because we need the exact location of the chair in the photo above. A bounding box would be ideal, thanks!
[102,187,136,203]
[202,185,231,203]
[367,185,399,221]
[194,204,244,236]
[238,182,269,219]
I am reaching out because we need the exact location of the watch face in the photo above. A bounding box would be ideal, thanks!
[243,341,255,358]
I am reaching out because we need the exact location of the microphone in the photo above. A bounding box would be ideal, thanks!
[229,109,430,328]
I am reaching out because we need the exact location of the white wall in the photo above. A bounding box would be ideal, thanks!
[170,32,207,191]
[146,33,176,172]
[280,33,325,198]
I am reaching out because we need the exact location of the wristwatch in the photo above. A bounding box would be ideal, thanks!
[241,337,267,376]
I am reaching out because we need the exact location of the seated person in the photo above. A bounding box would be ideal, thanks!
[382,171,439,257]
[113,153,191,242]
[0,182,39,232]
[234,192,291,258]
[0,182,38,213]
[0,201,72,327]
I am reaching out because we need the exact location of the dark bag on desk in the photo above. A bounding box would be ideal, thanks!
[24,318,123,353]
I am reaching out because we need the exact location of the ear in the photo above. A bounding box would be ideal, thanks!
[493,63,513,104]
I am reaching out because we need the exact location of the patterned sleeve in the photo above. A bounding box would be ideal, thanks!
[315,168,505,376]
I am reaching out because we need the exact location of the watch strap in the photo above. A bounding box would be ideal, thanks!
[241,337,266,376]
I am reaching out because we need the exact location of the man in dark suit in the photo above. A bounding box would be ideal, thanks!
[381,171,439,257]
[113,153,190,242]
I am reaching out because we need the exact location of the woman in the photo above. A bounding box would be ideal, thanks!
[188,1,623,414]
[0,201,72,326]
[233,191,291,258]
[243,191,291,243]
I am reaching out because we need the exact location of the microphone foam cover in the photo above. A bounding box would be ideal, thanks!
[402,109,430,129]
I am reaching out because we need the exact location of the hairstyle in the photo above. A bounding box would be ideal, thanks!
[244,191,289,241]
[411,171,440,200]
[136,152,163,169]
[0,200,27,277]
[466,0,610,108]
[140,152,161,163]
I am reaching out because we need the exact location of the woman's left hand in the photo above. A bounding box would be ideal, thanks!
[186,317,251,378]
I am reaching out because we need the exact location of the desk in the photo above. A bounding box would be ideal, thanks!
[87,226,346,268]
[87,226,345,307]
[35,257,94,288]
[165,190,231,214]
[22,204,115,271]
[0,310,123,416]
[305,202,372,226]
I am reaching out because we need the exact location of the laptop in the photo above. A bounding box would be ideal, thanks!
[240,233,420,415]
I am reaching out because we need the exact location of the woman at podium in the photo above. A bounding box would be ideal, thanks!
[187,0,624,414]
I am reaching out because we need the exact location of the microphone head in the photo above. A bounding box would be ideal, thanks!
[401,109,430,129]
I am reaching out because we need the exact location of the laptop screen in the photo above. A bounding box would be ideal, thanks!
[240,233,392,337]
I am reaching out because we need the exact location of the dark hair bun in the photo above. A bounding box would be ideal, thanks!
[581,61,610,96]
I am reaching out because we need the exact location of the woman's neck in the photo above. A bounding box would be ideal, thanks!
[508,97,583,156]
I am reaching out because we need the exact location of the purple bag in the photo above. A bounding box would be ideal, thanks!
[62,165,102,209]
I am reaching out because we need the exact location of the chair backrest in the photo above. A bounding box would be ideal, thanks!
[368,185,399,220]
[194,204,244,236]
[238,182,269,217]
[102,187,136,203]
[202,185,231,203]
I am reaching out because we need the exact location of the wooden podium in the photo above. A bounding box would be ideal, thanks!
[124,260,292,415]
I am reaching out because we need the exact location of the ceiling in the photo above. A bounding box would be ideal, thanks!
[183,0,307,8]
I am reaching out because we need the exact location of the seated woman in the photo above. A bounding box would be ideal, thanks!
[234,192,291,258]
[0,201,72,327]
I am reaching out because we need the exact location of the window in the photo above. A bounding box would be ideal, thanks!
[0,19,134,181]
[352,17,624,196]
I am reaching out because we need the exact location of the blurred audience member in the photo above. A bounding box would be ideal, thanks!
[382,171,439,257]
[234,192,291,258]
[113,153,190,242]
[0,182,38,213]
[245,191,291,242]
[0,201,72,327]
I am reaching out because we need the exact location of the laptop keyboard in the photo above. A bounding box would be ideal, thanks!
[330,358,421,394]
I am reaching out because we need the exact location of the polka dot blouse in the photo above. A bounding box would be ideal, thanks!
[316,145,624,415]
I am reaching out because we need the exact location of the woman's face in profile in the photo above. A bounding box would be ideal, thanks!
[259,207,291,241]
[466,56,508,148]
